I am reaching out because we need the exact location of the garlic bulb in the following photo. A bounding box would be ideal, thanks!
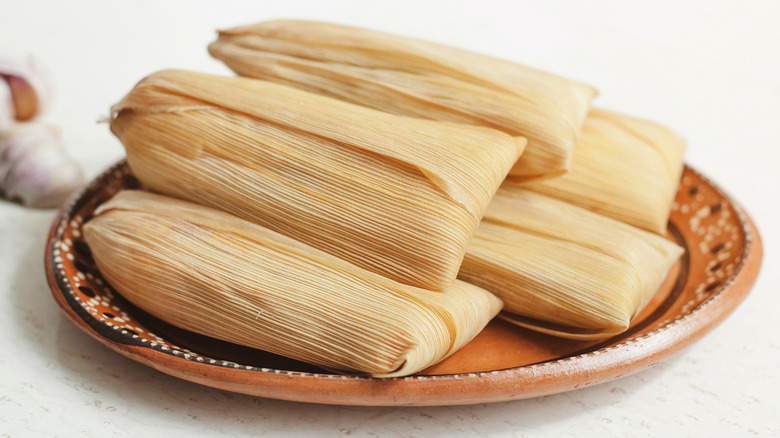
[0,122,84,208]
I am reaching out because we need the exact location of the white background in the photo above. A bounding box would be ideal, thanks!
[1,1,778,436]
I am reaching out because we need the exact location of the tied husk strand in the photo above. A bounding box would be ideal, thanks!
[84,190,503,377]
[523,109,686,234]
[461,187,684,340]
[109,69,524,290]
[208,19,596,182]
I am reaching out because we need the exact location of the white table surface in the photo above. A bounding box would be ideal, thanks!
[1,1,778,436]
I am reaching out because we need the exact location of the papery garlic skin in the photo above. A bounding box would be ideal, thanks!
[0,80,13,129]
[0,122,84,208]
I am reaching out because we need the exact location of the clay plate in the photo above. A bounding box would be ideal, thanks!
[46,161,763,406]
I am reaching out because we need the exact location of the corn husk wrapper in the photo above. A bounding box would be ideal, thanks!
[461,187,684,340]
[208,19,597,182]
[109,69,524,291]
[84,190,503,377]
[524,109,686,234]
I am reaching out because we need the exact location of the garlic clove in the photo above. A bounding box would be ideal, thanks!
[0,57,52,121]
[5,75,40,121]
[0,122,84,208]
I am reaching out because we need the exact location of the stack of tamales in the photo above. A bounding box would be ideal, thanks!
[85,20,686,377]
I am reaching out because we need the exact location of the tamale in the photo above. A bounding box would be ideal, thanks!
[84,190,503,378]
[460,187,684,340]
[208,19,597,182]
[523,109,686,234]
[109,69,524,290]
